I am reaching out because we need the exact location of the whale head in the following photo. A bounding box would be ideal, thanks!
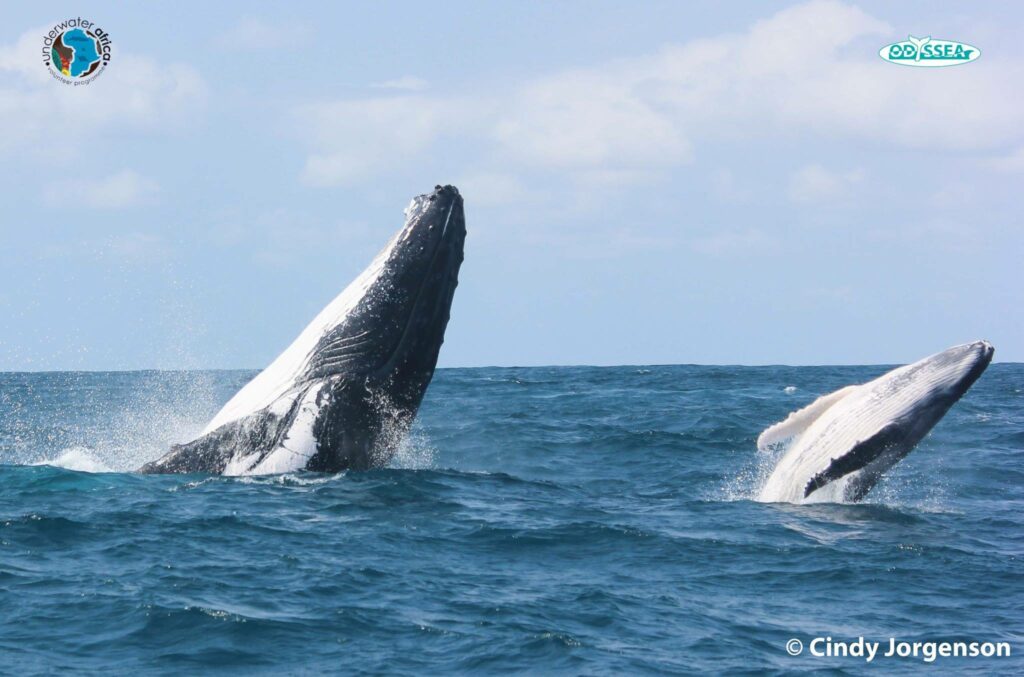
[140,185,466,475]
[304,184,467,409]
[758,340,993,503]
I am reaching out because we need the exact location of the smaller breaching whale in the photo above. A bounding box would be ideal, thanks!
[140,185,466,475]
[758,341,994,503]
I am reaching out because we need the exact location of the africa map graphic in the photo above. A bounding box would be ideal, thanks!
[50,28,101,78]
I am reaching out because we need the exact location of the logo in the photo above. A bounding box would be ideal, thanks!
[42,17,112,85]
[880,35,980,67]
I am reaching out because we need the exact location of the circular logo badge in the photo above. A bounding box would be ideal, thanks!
[42,18,112,85]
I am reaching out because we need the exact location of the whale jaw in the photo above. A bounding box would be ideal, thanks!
[758,341,993,504]
[140,185,466,475]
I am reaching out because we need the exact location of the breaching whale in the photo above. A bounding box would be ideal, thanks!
[140,185,466,475]
[757,341,994,503]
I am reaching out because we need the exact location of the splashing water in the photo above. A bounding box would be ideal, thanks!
[387,426,437,470]
[366,388,438,471]
[32,446,111,473]
[1,370,227,472]
[720,436,790,502]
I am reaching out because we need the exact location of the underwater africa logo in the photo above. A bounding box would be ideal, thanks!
[42,17,112,85]
[880,35,980,68]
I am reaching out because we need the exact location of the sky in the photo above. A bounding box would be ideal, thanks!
[0,1,1021,370]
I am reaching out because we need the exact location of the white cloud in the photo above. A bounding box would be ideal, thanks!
[520,225,676,260]
[106,232,171,262]
[984,146,1024,172]
[801,285,855,303]
[36,230,172,264]
[787,164,864,203]
[44,169,160,209]
[691,228,775,256]
[372,76,429,92]
[454,173,529,207]
[930,182,976,209]
[202,206,375,269]
[216,17,311,50]
[296,96,476,186]
[0,27,207,159]
[709,169,750,203]
[494,72,693,169]
[291,1,1024,188]
[866,217,980,251]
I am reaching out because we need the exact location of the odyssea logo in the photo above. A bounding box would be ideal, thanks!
[880,35,980,67]
[42,17,112,85]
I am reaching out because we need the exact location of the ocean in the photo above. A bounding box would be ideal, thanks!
[1,364,1021,674]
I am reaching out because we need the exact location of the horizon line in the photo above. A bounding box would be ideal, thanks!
[0,360,1019,375]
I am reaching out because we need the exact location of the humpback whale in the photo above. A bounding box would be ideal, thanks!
[140,185,466,475]
[758,341,994,503]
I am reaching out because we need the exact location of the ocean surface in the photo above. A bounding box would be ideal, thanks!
[0,364,1021,674]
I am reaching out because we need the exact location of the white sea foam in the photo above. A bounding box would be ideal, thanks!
[34,447,111,473]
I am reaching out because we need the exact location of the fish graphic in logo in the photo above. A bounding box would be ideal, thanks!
[879,35,980,67]
[42,17,112,85]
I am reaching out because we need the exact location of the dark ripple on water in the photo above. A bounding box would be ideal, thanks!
[0,365,1022,674]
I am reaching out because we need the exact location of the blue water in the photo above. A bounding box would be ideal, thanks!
[1,365,1021,674]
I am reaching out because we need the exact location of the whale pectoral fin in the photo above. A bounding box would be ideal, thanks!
[803,423,903,498]
[757,385,860,451]
[139,422,247,474]
[138,395,305,474]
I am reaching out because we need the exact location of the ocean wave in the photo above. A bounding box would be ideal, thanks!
[0,365,1021,673]
[32,447,111,473]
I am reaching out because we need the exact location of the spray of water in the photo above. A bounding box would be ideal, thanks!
[366,389,437,470]
[29,371,222,473]
[719,438,791,502]
[387,425,437,470]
